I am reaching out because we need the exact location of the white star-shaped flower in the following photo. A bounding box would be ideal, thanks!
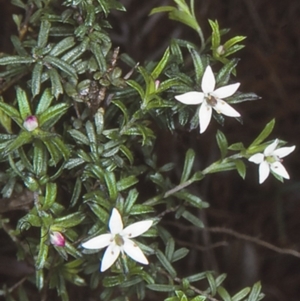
[248,139,295,184]
[175,65,241,133]
[82,208,153,272]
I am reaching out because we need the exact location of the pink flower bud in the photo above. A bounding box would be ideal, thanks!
[155,80,160,90]
[23,115,39,131]
[50,231,65,247]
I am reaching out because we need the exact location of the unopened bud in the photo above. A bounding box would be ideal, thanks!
[50,231,65,247]
[23,115,38,131]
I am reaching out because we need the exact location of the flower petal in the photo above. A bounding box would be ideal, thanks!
[109,208,123,234]
[123,238,149,265]
[122,220,153,238]
[248,153,264,164]
[175,92,204,105]
[273,145,295,158]
[199,101,212,133]
[258,161,270,184]
[100,243,121,272]
[213,83,240,99]
[81,233,112,249]
[264,139,279,156]
[213,100,240,117]
[201,66,215,93]
[270,162,290,179]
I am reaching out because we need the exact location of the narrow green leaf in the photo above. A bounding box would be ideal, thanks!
[119,144,134,164]
[185,272,206,282]
[117,175,138,191]
[36,227,49,269]
[85,120,97,145]
[216,130,228,159]
[4,131,32,155]
[104,171,118,200]
[126,80,145,99]
[0,55,35,65]
[51,137,70,161]
[43,55,78,78]
[217,287,231,301]
[206,272,217,296]
[165,237,175,261]
[49,37,75,57]
[182,210,204,228]
[151,47,170,79]
[232,287,250,301]
[235,160,246,179]
[0,98,22,126]
[16,87,31,120]
[37,20,51,48]
[68,129,89,145]
[36,269,44,291]
[33,140,48,176]
[87,202,109,222]
[124,189,139,214]
[94,108,105,134]
[54,212,85,228]
[43,139,63,165]
[208,19,220,49]
[188,46,204,82]
[39,103,69,129]
[215,59,239,86]
[248,282,262,301]
[223,36,246,50]
[48,68,63,98]
[249,119,275,148]
[90,42,107,72]
[61,38,88,63]
[146,284,176,292]
[42,182,57,210]
[156,249,177,277]
[180,148,195,183]
[31,61,43,97]
[149,6,175,15]
[169,10,199,32]
[35,88,54,115]
[70,177,82,207]
[130,204,154,215]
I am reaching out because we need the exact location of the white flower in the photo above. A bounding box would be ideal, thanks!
[248,139,295,184]
[175,65,240,133]
[81,208,153,272]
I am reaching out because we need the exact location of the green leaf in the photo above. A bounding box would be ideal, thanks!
[49,37,75,57]
[169,10,200,32]
[217,287,231,301]
[48,68,63,98]
[180,148,195,183]
[223,36,246,51]
[227,92,260,104]
[151,47,170,79]
[123,189,139,214]
[165,237,175,261]
[103,275,126,287]
[130,204,154,215]
[232,287,250,301]
[90,42,107,72]
[36,227,49,269]
[188,46,204,82]
[87,203,109,224]
[117,175,138,191]
[43,55,78,78]
[172,247,189,262]
[39,103,69,129]
[174,191,208,209]
[43,139,63,165]
[37,20,51,48]
[248,282,262,301]
[36,269,44,291]
[4,131,32,155]
[146,284,177,292]
[68,129,89,145]
[0,98,22,126]
[31,61,43,97]
[70,177,82,207]
[42,182,57,210]
[156,249,176,277]
[50,137,70,161]
[35,88,54,115]
[182,210,204,228]
[126,80,145,99]
[54,212,85,228]
[206,272,217,296]
[104,172,118,200]
[235,160,246,179]
[0,55,35,65]
[185,272,206,283]
[209,19,221,49]
[216,130,228,159]
[215,59,239,86]
[149,6,175,15]
[249,119,275,148]
[33,140,48,176]
[119,144,134,164]
[16,87,32,120]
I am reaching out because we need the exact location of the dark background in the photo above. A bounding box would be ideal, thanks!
[1,0,300,300]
